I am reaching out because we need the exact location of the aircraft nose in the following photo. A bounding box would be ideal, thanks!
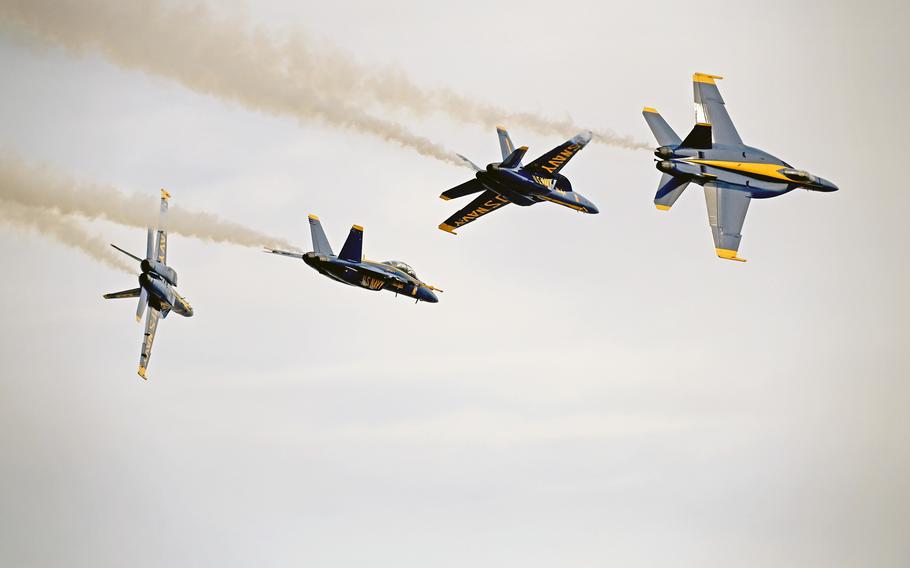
[587,202,599,214]
[823,179,839,192]
[417,287,438,303]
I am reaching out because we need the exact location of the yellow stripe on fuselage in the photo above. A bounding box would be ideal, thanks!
[684,159,793,182]
[540,195,586,211]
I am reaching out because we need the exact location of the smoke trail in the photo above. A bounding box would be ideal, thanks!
[0,0,649,158]
[0,199,134,273]
[0,0,462,166]
[0,156,298,251]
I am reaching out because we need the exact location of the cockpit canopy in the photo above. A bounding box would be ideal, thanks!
[780,168,818,183]
[384,260,417,279]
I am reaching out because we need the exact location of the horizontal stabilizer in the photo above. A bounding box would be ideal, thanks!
[308,214,333,256]
[654,174,690,210]
[456,153,482,172]
[441,178,485,201]
[499,146,528,169]
[110,244,143,263]
[338,225,364,262]
[264,248,304,260]
[680,123,712,149]
[642,108,682,146]
[103,287,141,300]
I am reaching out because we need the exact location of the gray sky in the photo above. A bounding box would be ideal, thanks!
[0,1,908,566]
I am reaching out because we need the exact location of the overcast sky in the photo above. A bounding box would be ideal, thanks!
[0,1,908,566]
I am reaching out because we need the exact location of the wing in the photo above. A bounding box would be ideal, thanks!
[704,181,751,262]
[693,73,743,145]
[155,189,170,264]
[137,307,161,379]
[525,131,592,176]
[438,190,510,234]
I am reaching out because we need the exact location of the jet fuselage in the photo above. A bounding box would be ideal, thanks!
[655,143,838,199]
[476,165,600,213]
[139,271,193,317]
[302,252,439,303]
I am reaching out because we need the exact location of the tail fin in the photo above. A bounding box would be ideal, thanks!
[496,126,516,161]
[679,123,712,150]
[642,107,681,146]
[654,174,690,211]
[338,225,364,262]
[308,214,333,255]
[499,146,528,169]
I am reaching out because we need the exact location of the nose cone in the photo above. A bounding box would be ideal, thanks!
[578,195,599,214]
[819,178,839,192]
[417,286,439,303]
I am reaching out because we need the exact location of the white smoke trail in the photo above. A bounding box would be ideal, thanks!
[0,0,463,166]
[0,155,298,251]
[0,0,649,158]
[0,198,134,273]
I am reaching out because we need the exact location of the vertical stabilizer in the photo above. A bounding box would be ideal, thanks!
[496,126,516,161]
[308,214,333,256]
[338,225,364,262]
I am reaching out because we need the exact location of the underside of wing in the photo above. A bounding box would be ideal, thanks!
[525,131,592,176]
[693,73,743,146]
[704,181,751,262]
[138,307,161,379]
[439,190,510,234]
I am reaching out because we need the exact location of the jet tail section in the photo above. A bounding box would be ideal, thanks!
[338,225,364,262]
[308,214,333,256]
[642,108,681,146]
[679,123,712,150]
[499,146,528,169]
[496,126,516,161]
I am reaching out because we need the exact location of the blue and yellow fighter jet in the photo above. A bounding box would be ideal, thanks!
[103,190,193,379]
[266,215,441,303]
[438,127,599,234]
[643,73,838,261]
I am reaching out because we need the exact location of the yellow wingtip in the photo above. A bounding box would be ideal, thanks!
[496,125,508,131]
[137,366,147,379]
[160,189,171,200]
[517,146,528,152]
[439,194,451,201]
[643,106,658,113]
[693,72,724,84]
[716,248,747,262]
[655,204,671,211]
[308,214,319,221]
[352,224,364,232]
[438,223,457,235]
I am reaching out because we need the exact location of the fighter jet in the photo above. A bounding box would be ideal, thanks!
[438,127,599,234]
[643,73,838,261]
[103,190,193,379]
[266,215,441,303]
